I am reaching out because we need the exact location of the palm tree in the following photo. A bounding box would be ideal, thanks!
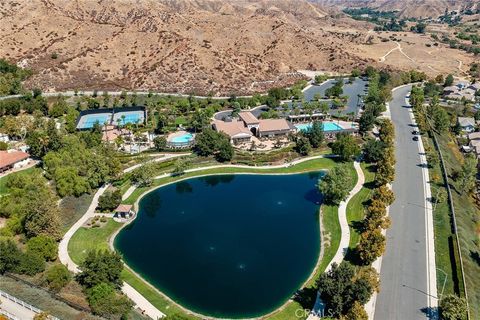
[121,114,126,126]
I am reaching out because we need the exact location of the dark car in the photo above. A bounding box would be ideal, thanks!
[412,130,419,135]
[413,136,419,141]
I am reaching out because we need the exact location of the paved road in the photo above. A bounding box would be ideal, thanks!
[374,85,435,319]
[0,296,36,320]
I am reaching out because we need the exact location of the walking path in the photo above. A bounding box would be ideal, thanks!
[307,160,365,320]
[123,153,190,173]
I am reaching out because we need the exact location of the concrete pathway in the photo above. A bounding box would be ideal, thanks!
[123,153,190,173]
[0,296,36,320]
[307,160,365,320]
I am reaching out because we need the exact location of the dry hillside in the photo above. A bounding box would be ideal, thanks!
[0,0,476,95]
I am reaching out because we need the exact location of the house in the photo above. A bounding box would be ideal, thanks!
[212,120,253,144]
[0,150,30,173]
[238,112,260,135]
[457,117,476,133]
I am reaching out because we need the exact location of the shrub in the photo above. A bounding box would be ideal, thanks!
[45,264,72,292]
[0,239,21,274]
[26,235,58,261]
[15,252,46,276]
[77,250,123,289]
[440,294,468,320]
[86,282,133,318]
[318,164,353,205]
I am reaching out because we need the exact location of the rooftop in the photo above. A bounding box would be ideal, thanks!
[213,120,252,138]
[115,204,133,212]
[258,119,292,132]
[238,112,260,125]
[458,117,475,127]
[0,150,29,169]
[468,132,480,141]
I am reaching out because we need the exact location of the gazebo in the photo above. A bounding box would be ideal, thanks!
[114,204,134,219]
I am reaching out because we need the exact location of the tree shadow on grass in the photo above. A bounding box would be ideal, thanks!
[470,250,480,267]
[292,286,318,310]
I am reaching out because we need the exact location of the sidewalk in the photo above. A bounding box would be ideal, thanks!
[307,160,365,320]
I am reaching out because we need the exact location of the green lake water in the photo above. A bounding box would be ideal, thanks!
[115,173,323,318]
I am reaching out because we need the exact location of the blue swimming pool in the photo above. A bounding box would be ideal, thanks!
[295,122,343,132]
[170,133,194,144]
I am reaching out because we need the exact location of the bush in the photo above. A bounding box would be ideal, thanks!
[0,141,7,150]
[440,294,468,320]
[26,235,58,261]
[15,252,46,276]
[97,189,122,212]
[86,282,133,319]
[294,136,312,156]
[0,239,21,274]
[77,250,123,289]
[45,264,72,292]
[153,136,167,151]
[331,133,360,161]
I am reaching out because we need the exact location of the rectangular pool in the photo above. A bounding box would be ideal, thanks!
[77,113,111,129]
[295,122,343,132]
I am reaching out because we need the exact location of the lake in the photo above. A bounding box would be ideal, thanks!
[115,173,324,318]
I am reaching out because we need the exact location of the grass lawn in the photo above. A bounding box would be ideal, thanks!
[68,219,122,265]
[68,158,356,320]
[346,163,376,252]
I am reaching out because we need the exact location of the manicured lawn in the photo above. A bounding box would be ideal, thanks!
[68,158,357,320]
[346,163,376,250]
[68,219,122,265]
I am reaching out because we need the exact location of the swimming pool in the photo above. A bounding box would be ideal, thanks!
[295,122,343,132]
[170,133,194,144]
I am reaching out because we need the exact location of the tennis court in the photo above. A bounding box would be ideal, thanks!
[76,113,111,129]
[113,111,145,126]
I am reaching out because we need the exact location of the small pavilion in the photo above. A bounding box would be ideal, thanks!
[114,204,134,219]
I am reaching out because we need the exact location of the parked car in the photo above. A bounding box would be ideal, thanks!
[413,136,419,141]
[412,130,419,135]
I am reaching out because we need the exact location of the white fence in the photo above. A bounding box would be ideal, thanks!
[0,289,60,320]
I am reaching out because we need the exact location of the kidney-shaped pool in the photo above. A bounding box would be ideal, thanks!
[115,172,324,318]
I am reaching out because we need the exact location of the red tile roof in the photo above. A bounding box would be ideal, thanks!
[0,150,29,169]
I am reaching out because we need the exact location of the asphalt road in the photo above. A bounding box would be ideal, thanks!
[374,85,432,320]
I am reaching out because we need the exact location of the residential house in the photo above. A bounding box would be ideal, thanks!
[458,117,476,133]
[0,150,30,173]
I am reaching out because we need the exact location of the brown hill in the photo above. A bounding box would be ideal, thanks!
[0,0,475,95]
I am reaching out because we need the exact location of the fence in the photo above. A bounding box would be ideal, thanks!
[0,289,60,320]
[429,130,470,319]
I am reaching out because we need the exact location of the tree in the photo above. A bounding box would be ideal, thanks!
[0,239,21,274]
[86,282,133,319]
[331,133,360,161]
[77,250,123,289]
[216,138,234,162]
[376,158,395,186]
[319,164,353,205]
[306,121,324,148]
[15,252,46,276]
[411,22,427,33]
[33,312,51,320]
[24,192,61,240]
[372,185,395,206]
[378,119,394,145]
[457,155,477,194]
[26,235,58,261]
[359,108,376,133]
[130,162,157,187]
[194,128,234,162]
[440,294,468,320]
[314,74,328,84]
[362,139,386,163]
[172,159,189,176]
[325,79,344,98]
[153,136,167,151]
[45,264,72,292]
[345,301,368,320]
[444,74,454,87]
[356,229,386,265]
[97,189,122,212]
[316,262,375,318]
[294,136,312,156]
[409,86,425,109]
[351,69,361,78]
